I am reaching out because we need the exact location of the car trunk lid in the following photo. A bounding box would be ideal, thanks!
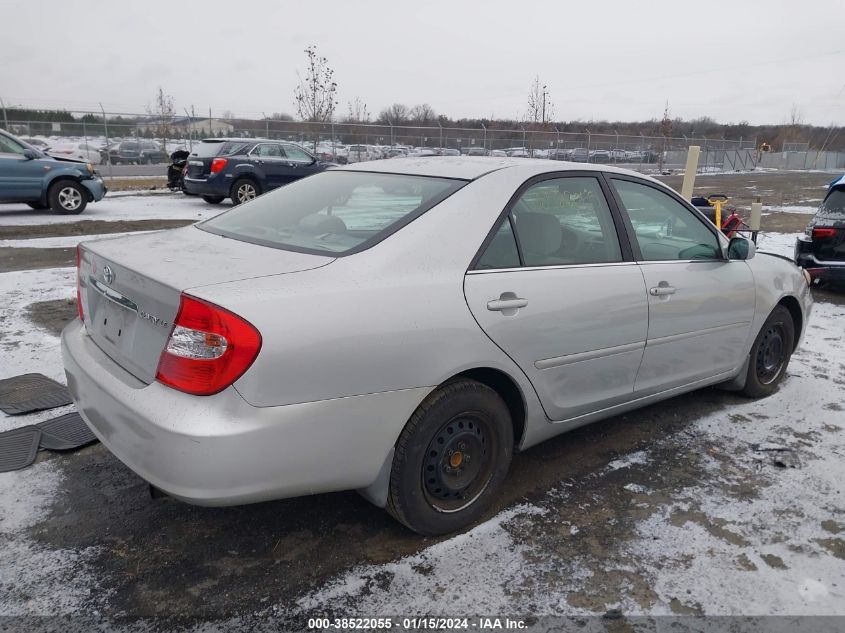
[78,226,333,384]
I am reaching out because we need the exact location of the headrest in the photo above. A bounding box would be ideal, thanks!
[298,213,347,234]
[514,212,561,255]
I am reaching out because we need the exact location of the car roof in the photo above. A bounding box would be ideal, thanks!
[339,156,658,182]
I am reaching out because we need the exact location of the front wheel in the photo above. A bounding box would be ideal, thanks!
[741,305,795,398]
[387,379,513,536]
[230,178,260,205]
[48,180,88,215]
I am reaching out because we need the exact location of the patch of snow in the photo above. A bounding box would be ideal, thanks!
[0,461,101,615]
[767,205,818,215]
[755,232,799,259]
[296,504,548,615]
[0,193,227,225]
[606,450,650,471]
[0,230,157,249]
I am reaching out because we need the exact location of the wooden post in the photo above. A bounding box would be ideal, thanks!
[680,145,701,200]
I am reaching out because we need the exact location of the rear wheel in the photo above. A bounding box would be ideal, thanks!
[202,195,225,205]
[741,305,795,398]
[386,379,513,536]
[48,180,87,215]
[231,178,260,205]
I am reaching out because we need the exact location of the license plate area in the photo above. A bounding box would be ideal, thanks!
[88,277,138,349]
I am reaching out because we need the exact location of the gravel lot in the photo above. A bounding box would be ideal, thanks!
[1,170,843,630]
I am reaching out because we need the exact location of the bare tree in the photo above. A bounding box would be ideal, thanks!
[409,103,437,125]
[658,101,672,171]
[377,103,409,125]
[345,97,370,123]
[221,109,234,119]
[145,87,175,145]
[269,112,294,121]
[789,103,804,127]
[293,45,338,122]
[525,76,554,126]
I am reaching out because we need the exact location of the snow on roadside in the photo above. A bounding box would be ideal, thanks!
[0,193,228,225]
[623,300,845,615]
[756,232,800,259]
[0,267,76,432]
[0,230,157,249]
[766,205,818,214]
[0,462,102,616]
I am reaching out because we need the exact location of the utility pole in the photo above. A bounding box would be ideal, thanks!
[541,85,547,126]
[99,103,114,180]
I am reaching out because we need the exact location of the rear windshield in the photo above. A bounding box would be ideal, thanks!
[198,171,465,255]
[817,187,845,222]
[191,141,250,158]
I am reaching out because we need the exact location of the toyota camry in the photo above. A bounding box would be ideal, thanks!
[62,158,812,535]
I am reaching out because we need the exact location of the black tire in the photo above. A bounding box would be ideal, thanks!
[230,178,261,205]
[741,305,795,398]
[48,180,88,215]
[386,379,513,536]
[27,201,49,210]
[202,195,225,205]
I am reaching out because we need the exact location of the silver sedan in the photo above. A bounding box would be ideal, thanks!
[62,158,812,535]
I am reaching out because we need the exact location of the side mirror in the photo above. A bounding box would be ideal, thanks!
[727,237,756,261]
[22,149,37,160]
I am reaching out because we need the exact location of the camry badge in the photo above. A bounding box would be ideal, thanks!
[103,265,115,285]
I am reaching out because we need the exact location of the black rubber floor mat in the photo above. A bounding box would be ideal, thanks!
[37,412,98,451]
[0,426,41,472]
[0,373,72,415]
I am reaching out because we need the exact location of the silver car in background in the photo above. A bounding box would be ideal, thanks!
[62,158,812,535]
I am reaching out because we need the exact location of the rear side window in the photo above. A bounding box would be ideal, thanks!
[199,171,465,255]
[476,217,520,270]
[475,176,622,269]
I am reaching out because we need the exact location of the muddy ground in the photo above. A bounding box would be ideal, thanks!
[3,170,845,629]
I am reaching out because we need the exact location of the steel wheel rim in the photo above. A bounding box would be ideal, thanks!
[58,187,82,211]
[422,412,496,513]
[756,324,786,385]
[237,183,256,202]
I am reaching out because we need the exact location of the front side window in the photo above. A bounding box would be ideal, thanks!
[199,171,465,255]
[611,179,722,261]
[284,144,314,163]
[0,134,28,155]
[253,143,282,158]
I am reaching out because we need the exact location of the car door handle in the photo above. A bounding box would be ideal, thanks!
[487,298,528,311]
[649,286,677,296]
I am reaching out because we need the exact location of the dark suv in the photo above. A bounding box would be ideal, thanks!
[795,174,845,284]
[183,138,331,205]
[104,140,168,165]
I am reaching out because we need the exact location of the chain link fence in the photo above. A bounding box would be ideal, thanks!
[2,111,759,174]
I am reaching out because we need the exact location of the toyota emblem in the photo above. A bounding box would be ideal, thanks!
[103,265,115,285]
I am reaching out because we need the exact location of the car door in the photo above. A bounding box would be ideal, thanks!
[464,174,649,422]
[607,176,756,394]
[249,143,291,189]
[0,133,44,201]
[282,143,319,180]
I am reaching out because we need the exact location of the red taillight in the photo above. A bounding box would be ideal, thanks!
[76,245,84,321]
[155,295,261,396]
[210,158,228,174]
[812,227,836,239]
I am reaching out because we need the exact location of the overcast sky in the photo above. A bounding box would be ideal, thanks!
[1,0,842,126]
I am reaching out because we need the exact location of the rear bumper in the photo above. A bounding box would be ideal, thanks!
[795,236,845,282]
[60,319,428,506]
[183,176,228,197]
